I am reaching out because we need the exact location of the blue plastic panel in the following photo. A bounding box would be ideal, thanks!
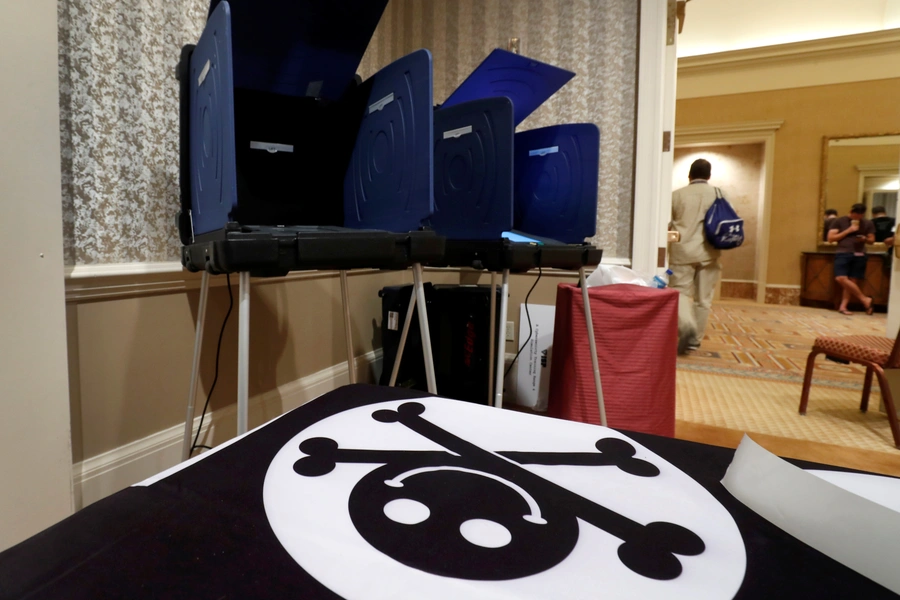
[442,49,574,126]
[190,1,238,236]
[207,0,388,99]
[513,124,600,244]
[431,98,514,239]
[344,49,434,232]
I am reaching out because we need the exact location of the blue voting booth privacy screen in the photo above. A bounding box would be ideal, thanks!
[207,0,387,100]
[189,0,435,236]
[344,50,434,233]
[190,1,238,236]
[442,49,575,126]
[431,98,514,239]
[513,124,600,244]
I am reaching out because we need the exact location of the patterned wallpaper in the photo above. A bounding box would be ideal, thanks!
[58,0,637,264]
[360,0,638,258]
[58,0,206,265]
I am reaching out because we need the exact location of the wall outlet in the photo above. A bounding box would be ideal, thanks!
[505,321,515,342]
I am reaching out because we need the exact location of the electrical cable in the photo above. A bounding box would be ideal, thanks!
[190,273,234,457]
[504,267,542,378]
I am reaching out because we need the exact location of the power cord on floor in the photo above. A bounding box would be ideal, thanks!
[504,267,542,378]
[190,273,234,458]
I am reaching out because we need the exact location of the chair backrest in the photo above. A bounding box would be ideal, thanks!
[886,328,900,368]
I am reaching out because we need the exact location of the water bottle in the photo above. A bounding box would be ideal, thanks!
[652,269,673,289]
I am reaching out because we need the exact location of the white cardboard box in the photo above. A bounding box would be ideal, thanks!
[514,304,556,411]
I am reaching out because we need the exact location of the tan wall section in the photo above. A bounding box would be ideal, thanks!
[675,77,900,286]
[68,270,463,461]
[673,145,764,282]
[68,268,569,462]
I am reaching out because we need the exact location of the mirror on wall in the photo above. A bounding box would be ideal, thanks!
[819,134,900,247]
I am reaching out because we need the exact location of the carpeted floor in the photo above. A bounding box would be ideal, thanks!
[678,301,888,389]
[676,301,900,454]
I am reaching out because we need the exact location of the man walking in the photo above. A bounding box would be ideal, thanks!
[828,203,875,315]
[670,159,721,353]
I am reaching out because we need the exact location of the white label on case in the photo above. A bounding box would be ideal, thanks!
[443,125,473,139]
[369,93,395,114]
[198,60,211,86]
[529,146,559,157]
[250,141,295,154]
[388,311,399,331]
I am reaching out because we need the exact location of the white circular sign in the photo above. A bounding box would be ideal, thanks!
[264,398,746,599]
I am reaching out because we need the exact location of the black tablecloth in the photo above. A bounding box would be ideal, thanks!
[0,385,895,599]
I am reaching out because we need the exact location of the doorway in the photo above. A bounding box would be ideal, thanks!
[673,120,782,303]
[673,143,765,300]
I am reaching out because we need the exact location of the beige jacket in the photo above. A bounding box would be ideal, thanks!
[670,180,721,265]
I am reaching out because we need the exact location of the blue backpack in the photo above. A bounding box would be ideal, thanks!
[704,187,744,250]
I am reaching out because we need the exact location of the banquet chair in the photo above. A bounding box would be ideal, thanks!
[799,329,900,448]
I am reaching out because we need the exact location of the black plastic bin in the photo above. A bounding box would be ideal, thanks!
[380,284,501,403]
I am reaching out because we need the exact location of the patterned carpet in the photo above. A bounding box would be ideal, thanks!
[678,301,889,390]
[676,301,900,454]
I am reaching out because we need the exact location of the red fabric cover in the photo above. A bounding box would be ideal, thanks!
[547,283,678,437]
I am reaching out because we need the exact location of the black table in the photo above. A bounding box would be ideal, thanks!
[0,385,895,599]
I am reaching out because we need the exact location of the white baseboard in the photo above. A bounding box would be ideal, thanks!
[72,350,383,509]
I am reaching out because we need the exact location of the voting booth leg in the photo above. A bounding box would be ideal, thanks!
[237,271,251,436]
[388,290,417,387]
[580,267,607,427]
[340,271,356,385]
[488,272,497,405]
[493,269,510,409]
[412,263,437,394]
[182,270,210,461]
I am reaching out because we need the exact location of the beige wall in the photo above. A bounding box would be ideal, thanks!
[0,0,74,550]
[673,144,764,282]
[66,267,567,462]
[676,77,900,286]
[67,270,455,461]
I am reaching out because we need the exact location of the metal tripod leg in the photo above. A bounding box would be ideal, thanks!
[237,271,250,435]
[488,272,497,405]
[388,289,417,387]
[340,271,356,384]
[412,263,437,394]
[580,267,607,426]
[493,269,510,408]
[182,270,210,461]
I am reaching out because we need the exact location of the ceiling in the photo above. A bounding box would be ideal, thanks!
[678,0,900,57]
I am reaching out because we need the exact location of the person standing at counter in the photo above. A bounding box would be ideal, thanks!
[828,203,875,315]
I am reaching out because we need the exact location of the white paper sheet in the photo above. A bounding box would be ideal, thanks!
[722,436,900,594]
[265,397,747,599]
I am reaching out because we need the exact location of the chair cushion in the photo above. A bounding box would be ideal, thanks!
[813,335,896,366]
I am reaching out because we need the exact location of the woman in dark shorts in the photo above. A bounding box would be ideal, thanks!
[827,203,875,315]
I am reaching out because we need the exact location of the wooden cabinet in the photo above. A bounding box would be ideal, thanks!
[801,252,891,310]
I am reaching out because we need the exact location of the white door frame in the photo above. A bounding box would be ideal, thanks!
[672,121,783,303]
[632,0,675,276]
[0,1,74,550]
